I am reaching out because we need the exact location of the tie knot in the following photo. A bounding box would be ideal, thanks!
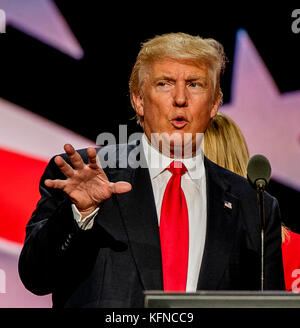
[168,161,187,176]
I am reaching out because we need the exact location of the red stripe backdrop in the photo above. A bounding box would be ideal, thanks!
[0,148,47,244]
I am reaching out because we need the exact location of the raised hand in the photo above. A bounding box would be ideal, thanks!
[44,144,132,218]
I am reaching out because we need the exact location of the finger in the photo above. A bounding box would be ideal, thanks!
[54,156,74,178]
[44,179,67,190]
[64,144,85,170]
[87,147,99,169]
[110,181,132,194]
[87,147,109,181]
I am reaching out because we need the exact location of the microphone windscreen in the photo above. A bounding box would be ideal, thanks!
[247,154,272,188]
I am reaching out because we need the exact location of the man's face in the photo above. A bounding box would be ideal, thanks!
[133,58,220,156]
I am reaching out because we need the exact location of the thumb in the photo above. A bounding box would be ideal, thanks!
[110,181,132,194]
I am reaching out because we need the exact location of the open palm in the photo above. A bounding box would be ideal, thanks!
[45,144,132,218]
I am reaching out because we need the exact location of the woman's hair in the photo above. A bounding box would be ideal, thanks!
[129,32,227,124]
[204,111,289,242]
[204,112,250,178]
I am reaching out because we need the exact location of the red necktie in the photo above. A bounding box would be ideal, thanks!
[159,161,189,291]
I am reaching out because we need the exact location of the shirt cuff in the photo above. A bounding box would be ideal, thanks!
[71,204,99,230]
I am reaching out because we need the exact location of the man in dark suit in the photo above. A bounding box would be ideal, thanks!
[18,32,285,308]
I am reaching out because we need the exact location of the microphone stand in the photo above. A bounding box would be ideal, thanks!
[256,180,266,292]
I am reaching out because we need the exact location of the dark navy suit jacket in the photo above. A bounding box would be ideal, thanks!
[18,142,285,307]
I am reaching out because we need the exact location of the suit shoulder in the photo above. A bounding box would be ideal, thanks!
[205,156,248,185]
[204,156,276,203]
[46,143,136,170]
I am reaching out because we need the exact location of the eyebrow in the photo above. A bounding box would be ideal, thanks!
[186,75,207,82]
[153,75,207,83]
[153,75,176,82]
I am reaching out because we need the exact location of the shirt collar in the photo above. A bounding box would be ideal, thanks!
[142,133,205,182]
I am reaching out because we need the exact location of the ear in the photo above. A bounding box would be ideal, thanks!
[210,94,221,119]
[131,91,144,118]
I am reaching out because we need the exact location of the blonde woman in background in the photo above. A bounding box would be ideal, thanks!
[204,111,300,291]
[204,111,249,178]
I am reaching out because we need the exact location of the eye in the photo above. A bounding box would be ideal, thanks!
[156,81,173,91]
[189,82,198,87]
[189,82,202,88]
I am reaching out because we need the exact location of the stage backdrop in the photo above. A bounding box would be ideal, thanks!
[0,2,299,307]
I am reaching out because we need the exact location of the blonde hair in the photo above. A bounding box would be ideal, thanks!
[281,224,290,243]
[129,32,227,124]
[204,111,290,242]
[204,112,250,178]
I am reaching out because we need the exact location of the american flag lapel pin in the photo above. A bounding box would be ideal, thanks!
[224,201,232,209]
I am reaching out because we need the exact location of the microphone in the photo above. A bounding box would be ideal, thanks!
[247,154,272,292]
[247,154,271,191]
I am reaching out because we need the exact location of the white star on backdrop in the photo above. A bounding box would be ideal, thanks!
[221,29,300,191]
[0,0,84,59]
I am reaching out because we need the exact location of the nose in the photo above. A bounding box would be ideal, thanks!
[173,82,188,108]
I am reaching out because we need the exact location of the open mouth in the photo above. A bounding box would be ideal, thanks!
[171,116,188,128]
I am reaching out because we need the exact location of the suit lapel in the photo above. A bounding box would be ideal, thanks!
[97,143,163,291]
[117,166,163,291]
[197,158,239,290]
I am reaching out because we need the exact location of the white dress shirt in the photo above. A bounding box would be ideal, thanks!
[73,134,207,292]
[142,134,207,292]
